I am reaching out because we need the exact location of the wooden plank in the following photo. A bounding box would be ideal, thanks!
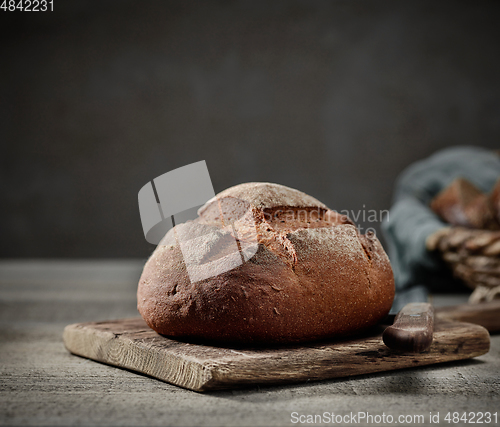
[435,300,500,333]
[63,317,490,392]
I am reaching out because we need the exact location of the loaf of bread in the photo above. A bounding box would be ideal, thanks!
[490,178,500,225]
[430,178,500,230]
[137,182,395,344]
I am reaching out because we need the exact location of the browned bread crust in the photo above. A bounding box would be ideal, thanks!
[137,182,395,344]
[431,178,499,230]
[490,178,500,225]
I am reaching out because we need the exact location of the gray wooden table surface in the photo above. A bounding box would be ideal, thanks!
[1,260,499,427]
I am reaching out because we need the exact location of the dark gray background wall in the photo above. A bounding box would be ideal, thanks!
[1,0,499,258]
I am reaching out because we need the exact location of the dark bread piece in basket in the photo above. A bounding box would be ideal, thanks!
[430,178,499,230]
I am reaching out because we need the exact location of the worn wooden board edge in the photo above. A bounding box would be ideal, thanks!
[435,300,500,333]
[63,317,490,392]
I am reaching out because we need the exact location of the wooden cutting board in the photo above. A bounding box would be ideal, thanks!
[435,300,500,333]
[63,317,490,392]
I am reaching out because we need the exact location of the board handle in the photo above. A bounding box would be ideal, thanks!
[383,302,434,353]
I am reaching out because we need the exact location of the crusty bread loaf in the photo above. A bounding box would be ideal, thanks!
[489,178,500,225]
[137,182,395,345]
[430,178,500,230]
